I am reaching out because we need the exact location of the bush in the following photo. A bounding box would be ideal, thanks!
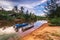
[0,33,22,40]
[0,34,17,40]
[49,18,60,26]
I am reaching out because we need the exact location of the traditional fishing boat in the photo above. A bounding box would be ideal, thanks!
[14,23,28,29]
[14,23,34,32]
[22,24,34,32]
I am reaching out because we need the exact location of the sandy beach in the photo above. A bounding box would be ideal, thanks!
[23,23,60,40]
[0,22,60,40]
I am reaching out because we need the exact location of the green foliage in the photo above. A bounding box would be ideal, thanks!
[49,18,60,26]
[0,15,14,21]
[0,8,36,25]
[0,6,46,26]
[44,0,60,25]
[0,34,17,40]
[36,16,46,20]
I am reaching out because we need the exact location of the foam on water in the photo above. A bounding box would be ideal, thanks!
[0,26,16,35]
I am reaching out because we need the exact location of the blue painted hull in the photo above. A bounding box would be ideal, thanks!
[15,23,28,29]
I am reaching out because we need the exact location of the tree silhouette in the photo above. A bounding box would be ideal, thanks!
[44,0,58,18]
[44,0,60,25]
[14,6,18,11]
[20,6,24,14]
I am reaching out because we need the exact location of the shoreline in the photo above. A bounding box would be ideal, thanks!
[23,23,60,40]
[17,20,47,37]
[22,23,47,37]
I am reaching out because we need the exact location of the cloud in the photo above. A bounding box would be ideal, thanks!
[56,0,60,4]
[0,1,14,11]
[43,10,48,12]
[18,0,47,16]
[0,0,47,10]
[40,13,46,16]
[35,12,46,16]
[0,0,19,11]
[56,0,60,6]
[18,0,47,8]
[0,0,47,16]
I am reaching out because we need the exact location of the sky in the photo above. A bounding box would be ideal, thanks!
[0,0,48,16]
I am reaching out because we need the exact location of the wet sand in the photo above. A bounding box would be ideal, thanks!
[23,23,60,40]
[17,20,47,37]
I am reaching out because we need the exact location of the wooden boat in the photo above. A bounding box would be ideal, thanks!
[14,23,28,32]
[15,23,28,29]
[22,24,34,32]
[14,23,34,32]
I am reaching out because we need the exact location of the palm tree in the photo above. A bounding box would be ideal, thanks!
[44,0,60,25]
[44,0,57,18]
[20,6,24,14]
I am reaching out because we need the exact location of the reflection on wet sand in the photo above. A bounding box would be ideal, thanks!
[17,20,47,37]
[0,20,47,37]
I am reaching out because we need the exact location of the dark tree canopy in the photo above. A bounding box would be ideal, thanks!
[45,0,60,18]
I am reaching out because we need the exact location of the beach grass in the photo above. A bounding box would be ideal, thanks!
[0,33,17,40]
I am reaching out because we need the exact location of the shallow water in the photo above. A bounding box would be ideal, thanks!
[0,20,47,36]
[18,20,47,37]
[0,27,16,35]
